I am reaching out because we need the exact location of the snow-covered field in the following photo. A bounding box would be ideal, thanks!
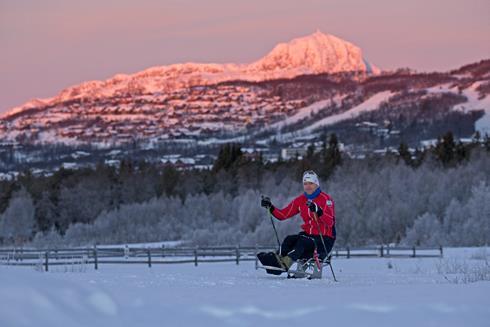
[1,247,489,327]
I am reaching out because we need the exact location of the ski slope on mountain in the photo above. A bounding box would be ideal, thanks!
[1,247,489,327]
[302,91,393,132]
[267,96,343,130]
[272,91,393,141]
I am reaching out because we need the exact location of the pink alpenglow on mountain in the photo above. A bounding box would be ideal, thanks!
[3,31,378,118]
[247,31,379,76]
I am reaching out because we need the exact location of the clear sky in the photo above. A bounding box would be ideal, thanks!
[1,0,489,113]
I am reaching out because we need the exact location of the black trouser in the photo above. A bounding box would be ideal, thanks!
[280,232,335,261]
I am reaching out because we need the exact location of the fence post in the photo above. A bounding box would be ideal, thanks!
[194,246,198,267]
[124,245,129,259]
[380,245,384,257]
[235,245,240,265]
[386,246,390,257]
[335,249,338,258]
[94,245,98,270]
[254,244,258,270]
[412,246,416,258]
[44,251,49,272]
[347,247,350,259]
[147,248,152,268]
[161,244,165,258]
[439,246,443,258]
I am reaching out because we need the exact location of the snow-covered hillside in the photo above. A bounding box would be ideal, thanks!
[3,31,376,119]
[1,247,488,327]
[0,50,488,148]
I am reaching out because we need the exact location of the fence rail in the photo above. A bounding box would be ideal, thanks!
[0,245,443,271]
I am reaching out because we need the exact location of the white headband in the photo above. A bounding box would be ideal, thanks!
[303,171,320,186]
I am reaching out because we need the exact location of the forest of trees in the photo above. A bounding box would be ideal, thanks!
[0,132,489,248]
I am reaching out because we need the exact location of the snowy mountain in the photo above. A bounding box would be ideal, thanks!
[0,31,489,148]
[247,30,378,75]
[2,31,377,119]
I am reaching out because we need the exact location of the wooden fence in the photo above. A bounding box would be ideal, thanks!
[0,245,443,272]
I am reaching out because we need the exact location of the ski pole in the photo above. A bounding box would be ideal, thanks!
[307,200,329,256]
[262,195,281,254]
[312,212,329,256]
[312,213,330,264]
[268,209,281,254]
[309,203,338,282]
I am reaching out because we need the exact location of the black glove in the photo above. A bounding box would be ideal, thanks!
[307,200,323,216]
[261,196,274,211]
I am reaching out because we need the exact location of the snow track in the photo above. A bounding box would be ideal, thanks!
[0,247,489,327]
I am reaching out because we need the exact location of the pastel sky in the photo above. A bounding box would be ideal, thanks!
[1,0,489,113]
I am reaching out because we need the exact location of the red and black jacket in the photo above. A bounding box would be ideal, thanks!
[271,190,336,239]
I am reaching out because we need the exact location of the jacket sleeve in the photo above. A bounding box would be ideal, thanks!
[271,197,300,221]
[319,197,335,228]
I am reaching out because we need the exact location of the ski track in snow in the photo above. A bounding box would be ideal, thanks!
[0,247,489,327]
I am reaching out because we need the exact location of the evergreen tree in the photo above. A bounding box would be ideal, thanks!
[455,141,470,162]
[398,142,412,166]
[320,133,342,179]
[159,164,180,197]
[35,191,57,232]
[434,131,456,166]
[306,143,315,160]
[212,143,243,172]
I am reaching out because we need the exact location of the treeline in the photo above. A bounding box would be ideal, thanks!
[0,132,489,248]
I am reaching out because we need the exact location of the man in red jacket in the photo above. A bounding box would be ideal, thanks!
[260,170,336,272]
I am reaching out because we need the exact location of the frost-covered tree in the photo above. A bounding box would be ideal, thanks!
[402,213,443,246]
[57,179,114,232]
[26,147,490,248]
[238,189,263,233]
[0,188,36,245]
[461,182,490,246]
[31,227,64,249]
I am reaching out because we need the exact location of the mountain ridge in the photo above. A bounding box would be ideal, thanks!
[3,31,378,118]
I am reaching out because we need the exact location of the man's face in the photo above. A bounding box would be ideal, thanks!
[303,181,318,195]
